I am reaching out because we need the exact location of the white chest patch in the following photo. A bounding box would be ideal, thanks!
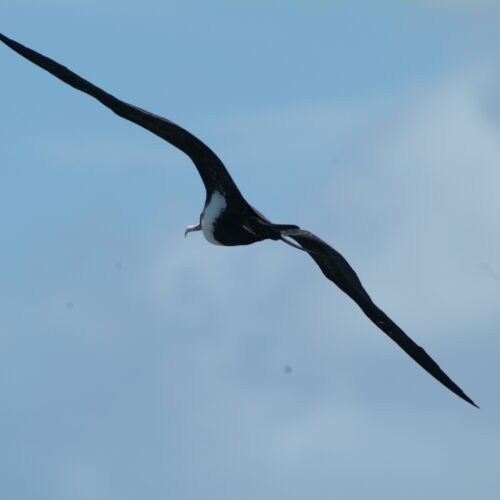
[201,191,227,245]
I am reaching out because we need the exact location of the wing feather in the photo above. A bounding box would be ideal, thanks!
[285,228,478,408]
[0,32,243,200]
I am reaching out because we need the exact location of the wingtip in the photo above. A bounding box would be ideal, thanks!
[0,32,14,44]
[462,394,480,409]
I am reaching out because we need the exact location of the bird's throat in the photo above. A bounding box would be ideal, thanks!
[201,191,227,245]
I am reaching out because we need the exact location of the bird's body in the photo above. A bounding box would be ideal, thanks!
[0,32,478,407]
[199,192,265,246]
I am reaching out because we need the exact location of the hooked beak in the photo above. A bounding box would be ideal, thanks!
[184,223,201,238]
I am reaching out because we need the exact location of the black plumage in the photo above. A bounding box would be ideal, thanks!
[0,32,478,408]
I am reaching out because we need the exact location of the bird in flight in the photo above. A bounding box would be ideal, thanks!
[0,33,478,408]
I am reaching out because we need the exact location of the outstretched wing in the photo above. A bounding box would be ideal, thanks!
[0,32,244,201]
[284,228,478,408]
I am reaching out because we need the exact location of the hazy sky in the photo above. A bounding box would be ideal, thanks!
[1,2,500,499]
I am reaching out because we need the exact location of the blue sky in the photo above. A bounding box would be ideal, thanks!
[1,1,500,499]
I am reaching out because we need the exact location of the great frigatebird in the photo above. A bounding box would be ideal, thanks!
[0,33,478,408]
